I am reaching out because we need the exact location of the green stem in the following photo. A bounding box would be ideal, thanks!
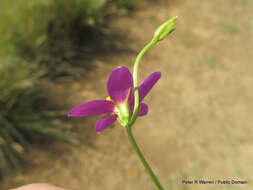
[127,39,164,189]
[126,125,164,190]
[126,17,177,189]
[130,40,156,126]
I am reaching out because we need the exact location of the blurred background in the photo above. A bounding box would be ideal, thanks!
[0,0,252,189]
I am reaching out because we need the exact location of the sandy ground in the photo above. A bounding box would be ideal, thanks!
[2,0,253,189]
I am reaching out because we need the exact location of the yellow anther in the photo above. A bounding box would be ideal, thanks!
[106,96,112,101]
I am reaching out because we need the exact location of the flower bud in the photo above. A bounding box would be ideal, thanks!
[153,16,178,42]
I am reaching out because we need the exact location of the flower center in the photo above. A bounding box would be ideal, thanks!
[106,96,130,127]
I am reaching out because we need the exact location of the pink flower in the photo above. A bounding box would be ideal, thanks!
[68,66,161,132]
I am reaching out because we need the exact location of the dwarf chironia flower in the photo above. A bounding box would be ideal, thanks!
[68,17,177,189]
[68,66,161,132]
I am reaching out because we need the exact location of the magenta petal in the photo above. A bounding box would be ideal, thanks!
[138,103,148,116]
[107,66,133,103]
[96,114,118,132]
[129,72,161,105]
[68,100,115,117]
[139,72,161,102]
[130,103,148,117]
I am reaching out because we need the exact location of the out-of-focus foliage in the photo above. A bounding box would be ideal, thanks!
[50,0,106,28]
[0,0,134,57]
[0,0,50,56]
[114,0,134,9]
[0,0,135,75]
[0,58,68,175]
[0,0,135,175]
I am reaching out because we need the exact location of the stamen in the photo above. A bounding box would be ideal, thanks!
[106,96,112,101]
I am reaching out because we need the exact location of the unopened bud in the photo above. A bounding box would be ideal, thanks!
[153,16,178,42]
